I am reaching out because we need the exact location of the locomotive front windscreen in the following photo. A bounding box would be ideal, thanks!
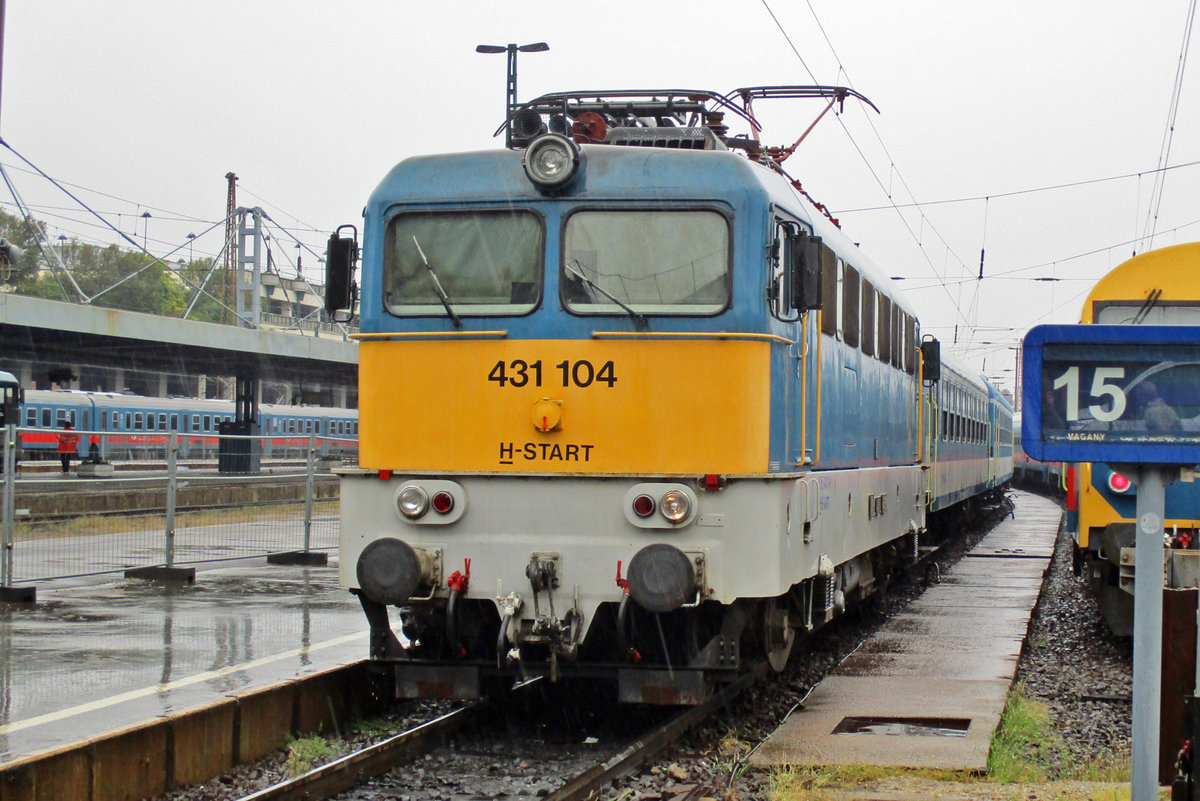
[1094,302,1200,325]
[562,210,730,315]
[383,210,544,317]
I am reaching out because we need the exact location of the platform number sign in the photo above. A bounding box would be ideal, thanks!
[1021,324,1200,464]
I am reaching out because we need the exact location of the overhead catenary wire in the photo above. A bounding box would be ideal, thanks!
[834,158,1200,214]
[763,0,1200,389]
[0,157,218,227]
[760,0,981,345]
[1140,0,1198,250]
[0,136,253,319]
[0,161,86,302]
[0,160,330,321]
[0,155,330,278]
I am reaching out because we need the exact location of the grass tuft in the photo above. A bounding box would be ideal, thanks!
[284,735,337,777]
[989,683,1130,784]
[988,683,1054,782]
[768,684,1131,800]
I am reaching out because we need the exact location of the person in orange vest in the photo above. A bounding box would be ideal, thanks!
[57,422,79,474]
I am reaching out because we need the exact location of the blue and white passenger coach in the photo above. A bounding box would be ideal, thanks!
[327,88,1011,703]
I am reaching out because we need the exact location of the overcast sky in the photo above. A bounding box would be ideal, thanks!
[4,1,1198,392]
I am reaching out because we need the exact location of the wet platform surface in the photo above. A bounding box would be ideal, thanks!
[752,490,1062,773]
[0,558,366,765]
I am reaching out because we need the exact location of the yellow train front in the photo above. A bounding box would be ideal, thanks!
[1071,242,1200,635]
[327,89,1007,703]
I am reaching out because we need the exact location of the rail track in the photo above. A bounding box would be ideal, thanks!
[234,664,769,801]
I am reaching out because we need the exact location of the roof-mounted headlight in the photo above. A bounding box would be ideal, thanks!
[523,134,580,192]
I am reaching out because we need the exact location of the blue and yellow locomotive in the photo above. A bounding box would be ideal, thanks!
[327,88,1012,702]
[1068,242,1200,635]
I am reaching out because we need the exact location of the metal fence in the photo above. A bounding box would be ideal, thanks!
[0,426,354,586]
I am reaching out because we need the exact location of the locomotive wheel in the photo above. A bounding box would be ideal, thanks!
[762,598,795,672]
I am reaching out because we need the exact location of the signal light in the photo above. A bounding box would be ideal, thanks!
[397,486,430,519]
[523,134,580,192]
[1108,472,1131,494]
[432,491,455,514]
[660,490,691,523]
[632,494,656,518]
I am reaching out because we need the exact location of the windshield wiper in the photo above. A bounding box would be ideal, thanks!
[412,236,462,328]
[565,261,646,328]
[1131,288,1162,325]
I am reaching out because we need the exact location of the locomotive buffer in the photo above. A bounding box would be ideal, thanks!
[1023,324,1200,801]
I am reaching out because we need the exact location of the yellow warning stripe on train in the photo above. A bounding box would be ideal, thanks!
[359,338,771,474]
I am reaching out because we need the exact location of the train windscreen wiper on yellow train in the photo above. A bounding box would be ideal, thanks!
[1131,288,1163,325]
[412,235,463,328]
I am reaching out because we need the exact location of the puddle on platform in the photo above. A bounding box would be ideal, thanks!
[832,716,971,737]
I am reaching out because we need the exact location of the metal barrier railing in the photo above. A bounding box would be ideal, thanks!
[0,428,355,586]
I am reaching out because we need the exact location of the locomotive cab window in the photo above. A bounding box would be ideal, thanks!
[383,209,544,317]
[861,282,875,357]
[769,220,792,320]
[878,295,892,364]
[904,315,918,374]
[767,217,816,321]
[841,263,860,348]
[562,209,730,316]
[820,252,838,335]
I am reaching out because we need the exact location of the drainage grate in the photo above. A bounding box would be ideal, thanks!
[832,716,971,737]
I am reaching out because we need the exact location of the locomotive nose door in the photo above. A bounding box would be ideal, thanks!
[774,220,824,467]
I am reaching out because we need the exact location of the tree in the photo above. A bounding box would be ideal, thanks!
[176,258,224,322]
[0,205,192,316]
[69,245,184,314]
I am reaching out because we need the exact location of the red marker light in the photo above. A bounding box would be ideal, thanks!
[432,491,455,514]
[1108,472,1131,494]
[632,494,656,518]
[378,469,392,481]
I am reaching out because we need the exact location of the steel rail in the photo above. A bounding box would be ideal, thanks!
[232,661,767,801]
[236,703,481,801]
[543,661,770,801]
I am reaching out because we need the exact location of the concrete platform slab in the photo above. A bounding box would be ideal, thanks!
[752,676,1012,771]
[0,559,367,766]
[752,491,1063,773]
[915,583,1043,609]
[938,559,1049,581]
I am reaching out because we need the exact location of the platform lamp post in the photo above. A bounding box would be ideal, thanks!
[140,211,151,251]
[475,42,548,147]
[187,232,195,265]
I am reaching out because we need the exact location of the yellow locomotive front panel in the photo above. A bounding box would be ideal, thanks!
[358,337,772,476]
